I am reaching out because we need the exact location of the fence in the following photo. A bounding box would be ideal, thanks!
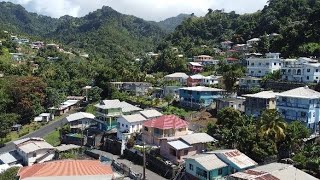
[112,160,143,180]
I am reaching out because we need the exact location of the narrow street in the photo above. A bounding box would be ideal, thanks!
[0,113,70,153]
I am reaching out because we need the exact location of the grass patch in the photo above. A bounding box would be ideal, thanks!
[6,122,42,141]
[44,130,60,147]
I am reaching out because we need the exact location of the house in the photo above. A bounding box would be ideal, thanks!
[187,74,205,87]
[226,57,240,64]
[95,100,142,130]
[281,57,320,83]
[229,163,318,180]
[201,76,223,86]
[142,115,189,146]
[189,62,204,74]
[221,41,233,49]
[0,150,22,165]
[216,97,246,113]
[14,138,55,166]
[233,44,249,51]
[164,72,189,85]
[185,149,257,180]
[34,113,54,122]
[160,133,216,164]
[10,53,24,61]
[246,53,282,77]
[185,153,229,180]
[17,160,114,180]
[243,91,277,118]
[179,86,226,109]
[194,55,219,66]
[246,38,261,47]
[276,86,320,131]
[51,99,80,116]
[66,112,105,132]
[110,82,152,96]
[116,114,147,140]
[239,76,262,90]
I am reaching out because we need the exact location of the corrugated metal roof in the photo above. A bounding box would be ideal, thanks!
[180,133,217,145]
[277,86,320,99]
[94,100,142,113]
[66,112,95,122]
[0,151,21,164]
[211,149,257,169]
[167,140,191,150]
[187,153,228,171]
[243,91,276,99]
[18,140,54,154]
[139,109,163,119]
[119,114,147,123]
[120,102,142,113]
[143,115,188,130]
[165,72,189,79]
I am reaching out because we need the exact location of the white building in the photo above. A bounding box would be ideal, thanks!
[281,57,320,83]
[139,109,163,119]
[117,114,147,140]
[66,112,105,132]
[276,86,320,131]
[246,38,261,47]
[14,138,55,166]
[164,72,189,85]
[34,113,54,122]
[246,53,282,77]
[201,76,223,86]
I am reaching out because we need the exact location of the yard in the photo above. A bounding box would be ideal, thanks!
[44,129,60,146]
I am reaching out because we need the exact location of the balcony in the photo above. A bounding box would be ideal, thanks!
[276,102,309,109]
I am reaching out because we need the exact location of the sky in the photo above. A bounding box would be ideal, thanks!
[6,0,268,21]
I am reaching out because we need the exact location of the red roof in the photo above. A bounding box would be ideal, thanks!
[226,57,239,61]
[143,115,188,130]
[18,160,113,179]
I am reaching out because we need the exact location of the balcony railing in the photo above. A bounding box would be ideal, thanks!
[276,102,309,109]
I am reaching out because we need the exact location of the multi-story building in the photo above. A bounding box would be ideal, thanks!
[142,115,189,146]
[281,57,320,83]
[95,100,142,130]
[243,91,277,117]
[188,62,204,74]
[109,82,152,96]
[246,53,282,77]
[216,97,246,113]
[179,86,226,109]
[187,74,205,87]
[194,55,219,66]
[239,76,262,90]
[276,86,320,131]
[164,72,189,85]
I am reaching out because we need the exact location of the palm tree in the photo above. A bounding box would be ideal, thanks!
[259,109,288,142]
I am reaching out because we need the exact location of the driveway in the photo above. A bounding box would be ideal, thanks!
[0,113,70,153]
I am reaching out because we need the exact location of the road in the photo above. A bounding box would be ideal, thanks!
[0,114,69,153]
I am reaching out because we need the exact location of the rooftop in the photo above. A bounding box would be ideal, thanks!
[17,160,113,180]
[277,86,320,99]
[180,86,225,92]
[95,100,142,112]
[218,97,246,103]
[189,62,203,66]
[210,149,257,169]
[165,72,189,79]
[16,139,54,154]
[230,169,279,180]
[243,91,276,99]
[0,150,21,164]
[66,112,95,122]
[143,115,188,130]
[252,163,318,180]
[180,133,217,145]
[167,140,191,150]
[189,74,205,79]
[186,153,228,171]
[119,114,147,123]
[139,109,163,119]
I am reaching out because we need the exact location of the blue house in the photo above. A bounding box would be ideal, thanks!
[179,86,226,109]
[276,86,320,132]
[185,149,257,180]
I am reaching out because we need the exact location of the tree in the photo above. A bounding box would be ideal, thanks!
[217,62,244,93]
[259,109,287,142]
[0,113,19,140]
[0,167,19,180]
[87,86,103,102]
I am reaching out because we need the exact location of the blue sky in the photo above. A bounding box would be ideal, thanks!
[6,0,268,21]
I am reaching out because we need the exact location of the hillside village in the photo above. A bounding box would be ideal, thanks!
[0,0,320,180]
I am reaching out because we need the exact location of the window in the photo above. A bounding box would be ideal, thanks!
[307,76,310,80]
[126,125,128,128]
[196,167,207,178]
[316,69,319,72]
[33,152,37,157]
[279,63,281,66]
[154,128,161,134]
[251,63,254,66]
[189,164,194,171]
[301,112,307,117]
[218,168,223,175]
[132,125,135,129]
[266,63,269,66]
[251,71,254,74]
[258,70,261,73]
[122,124,124,127]
[144,127,148,132]
[307,69,311,72]
[258,63,261,66]
[274,62,276,65]
[184,150,188,155]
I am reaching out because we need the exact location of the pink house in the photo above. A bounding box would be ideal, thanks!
[188,62,204,74]
[142,115,189,146]
[159,133,216,164]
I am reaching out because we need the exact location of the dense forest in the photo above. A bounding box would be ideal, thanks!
[162,0,320,58]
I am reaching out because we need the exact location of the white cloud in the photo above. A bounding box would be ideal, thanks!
[6,0,268,21]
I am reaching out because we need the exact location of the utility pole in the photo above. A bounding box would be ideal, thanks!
[143,141,146,180]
